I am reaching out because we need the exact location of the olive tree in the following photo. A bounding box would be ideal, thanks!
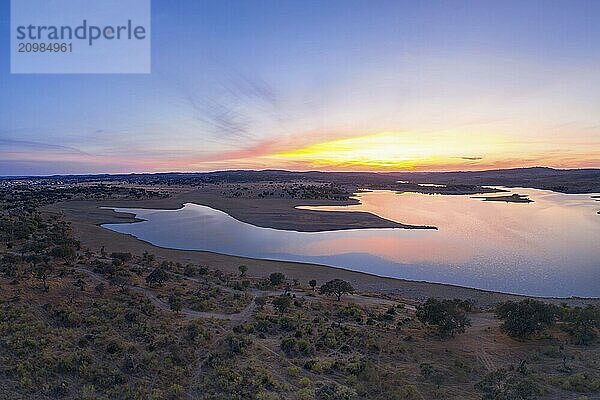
[319,279,354,301]
[416,298,471,338]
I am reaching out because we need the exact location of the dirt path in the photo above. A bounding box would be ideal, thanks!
[75,267,257,321]
[453,312,501,372]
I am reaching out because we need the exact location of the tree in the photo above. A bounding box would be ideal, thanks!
[561,305,600,345]
[169,293,182,314]
[33,262,53,292]
[73,277,86,292]
[111,252,132,263]
[183,264,195,277]
[50,244,77,262]
[95,283,105,295]
[309,279,317,291]
[416,298,471,338]
[146,267,169,287]
[238,265,248,277]
[319,279,354,301]
[110,274,129,292]
[255,296,267,310]
[495,299,557,339]
[272,295,293,315]
[269,272,286,286]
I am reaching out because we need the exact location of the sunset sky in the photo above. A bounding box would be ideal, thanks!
[1,0,600,175]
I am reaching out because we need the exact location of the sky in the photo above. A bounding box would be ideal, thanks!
[1,0,600,175]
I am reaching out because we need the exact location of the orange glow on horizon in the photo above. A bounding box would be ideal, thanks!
[262,131,524,171]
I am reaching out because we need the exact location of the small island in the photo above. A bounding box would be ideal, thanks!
[472,193,533,203]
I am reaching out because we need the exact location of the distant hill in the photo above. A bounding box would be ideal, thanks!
[389,167,600,194]
[2,167,599,194]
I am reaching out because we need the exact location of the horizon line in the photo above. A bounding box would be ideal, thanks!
[2,165,600,179]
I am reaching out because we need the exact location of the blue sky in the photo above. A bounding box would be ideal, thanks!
[1,0,600,175]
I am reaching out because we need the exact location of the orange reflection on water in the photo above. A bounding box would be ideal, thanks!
[298,188,600,266]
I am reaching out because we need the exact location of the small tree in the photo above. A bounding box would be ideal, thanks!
[238,265,248,277]
[269,272,286,286]
[74,277,86,292]
[561,305,600,345]
[309,279,317,291]
[33,262,53,292]
[319,279,354,301]
[495,299,557,339]
[255,296,267,310]
[169,293,182,314]
[51,244,77,262]
[416,298,471,338]
[95,283,105,295]
[272,295,293,315]
[146,267,169,287]
[183,264,196,277]
[110,275,129,292]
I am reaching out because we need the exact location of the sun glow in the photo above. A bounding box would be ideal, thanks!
[269,131,513,170]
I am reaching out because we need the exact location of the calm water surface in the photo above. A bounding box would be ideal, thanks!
[103,188,600,297]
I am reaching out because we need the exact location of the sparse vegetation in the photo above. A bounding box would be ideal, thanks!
[0,181,597,399]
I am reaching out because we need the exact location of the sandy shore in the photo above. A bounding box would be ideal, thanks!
[44,189,599,307]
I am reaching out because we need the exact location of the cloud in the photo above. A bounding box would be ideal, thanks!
[0,138,91,156]
[460,156,483,160]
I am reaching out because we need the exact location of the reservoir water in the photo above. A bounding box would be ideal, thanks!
[102,188,600,297]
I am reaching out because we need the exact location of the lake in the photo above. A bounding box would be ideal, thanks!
[102,188,600,297]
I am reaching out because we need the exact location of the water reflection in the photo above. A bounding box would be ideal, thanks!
[103,188,600,297]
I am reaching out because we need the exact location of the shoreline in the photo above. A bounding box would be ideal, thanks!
[67,186,432,232]
[45,197,600,307]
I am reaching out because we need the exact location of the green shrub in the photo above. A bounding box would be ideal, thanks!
[416,298,471,338]
[495,299,558,338]
[561,305,600,345]
[475,369,540,400]
[269,272,286,286]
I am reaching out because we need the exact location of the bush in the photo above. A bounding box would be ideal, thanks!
[272,295,293,315]
[316,383,358,400]
[183,264,196,277]
[416,298,471,338]
[110,252,132,263]
[255,297,267,309]
[557,373,600,392]
[281,337,297,354]
[495,299,558,338]
[225,334,252,354]
[145,268,169,287]
[269,272,286,286]
[475,369,540,400]
[561,305,600,345]
[168,293,182,313]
